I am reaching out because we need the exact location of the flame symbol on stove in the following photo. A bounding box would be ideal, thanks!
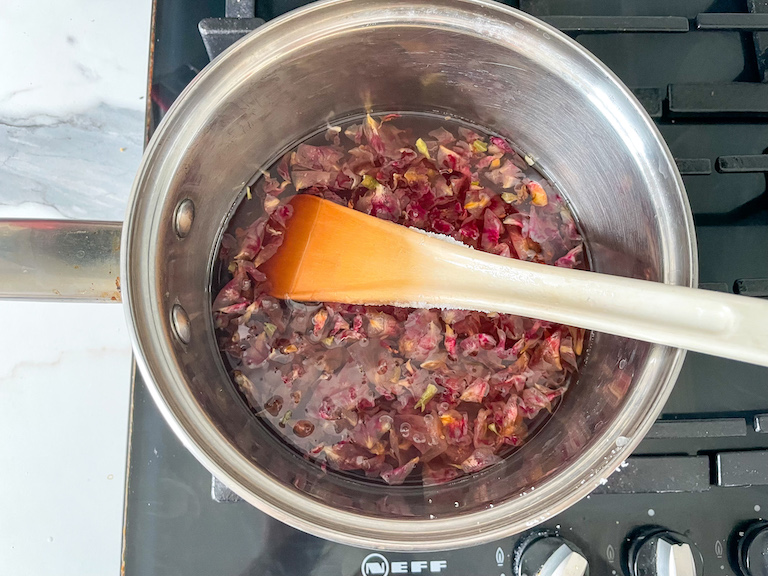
[496,547,505,566]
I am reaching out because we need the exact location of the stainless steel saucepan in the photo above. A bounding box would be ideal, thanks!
[0,0,696,550]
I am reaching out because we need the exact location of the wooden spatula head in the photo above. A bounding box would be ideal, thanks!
[260,194,420,304]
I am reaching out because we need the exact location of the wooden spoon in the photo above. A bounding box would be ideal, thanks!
[261,194,768,367]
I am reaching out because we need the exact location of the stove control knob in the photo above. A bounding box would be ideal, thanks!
[627,528,702,576]
[737,521,768,576]
[513,533,589,576]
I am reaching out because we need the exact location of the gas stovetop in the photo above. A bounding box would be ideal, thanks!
[123,1,768,575]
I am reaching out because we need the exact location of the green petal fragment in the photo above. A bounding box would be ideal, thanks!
[414,383,438,412]
[415,138,432,160]
[362,174,379,190]
[263,323,277,338]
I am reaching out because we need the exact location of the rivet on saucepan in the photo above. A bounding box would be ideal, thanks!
[171,304,191,345]
[174,199,195,238]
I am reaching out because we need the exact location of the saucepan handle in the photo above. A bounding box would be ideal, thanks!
[0,220,123,302]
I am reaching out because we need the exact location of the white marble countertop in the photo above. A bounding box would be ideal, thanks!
[0,1,151,574]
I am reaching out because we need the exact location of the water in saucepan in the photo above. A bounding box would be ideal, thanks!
[211,111,589,487]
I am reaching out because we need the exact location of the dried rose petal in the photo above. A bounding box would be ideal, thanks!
[459,378,490,403]
[560,335,578,370]
[461,448,501,473]
[441,410,470,445]
[399,310,443,362]
[521,387,552,418]
[481,209,505,252]
[234,218,267,261]
[311,309,329,337]
[501,395,520,434]
[381,457,419,486]
[463,189,491,216]
[459,219,480,241]
[357,184,402,221]
[363,114,385,155]
[428,127,456,145]
[555,245,583,268]
[489,136,514,154]
[444,325,458,358]
[437,145,464,172]
[541,331,563,370]
[528,181,548,206]
[292,170,337,190]
[325,125,342,146]
[293,144,344,171]
[487,160,522,189]
[345,123,363,143]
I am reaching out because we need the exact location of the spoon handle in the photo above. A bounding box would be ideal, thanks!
[415,235,768,367]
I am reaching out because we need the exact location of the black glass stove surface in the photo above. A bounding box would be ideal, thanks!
[124,1,768,574]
